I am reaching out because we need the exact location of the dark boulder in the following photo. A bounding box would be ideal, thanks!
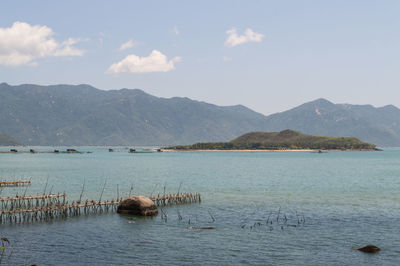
[117,196,158,216]
[356,245,381,253]
[187,226,215,231]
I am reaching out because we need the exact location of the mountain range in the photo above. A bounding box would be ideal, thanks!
[0,134,21,146]
[0,82,399,146]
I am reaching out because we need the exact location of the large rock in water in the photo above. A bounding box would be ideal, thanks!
[117,196,158,216]
[356,245,381,253]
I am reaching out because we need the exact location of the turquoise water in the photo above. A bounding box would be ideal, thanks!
[0,147,399,265]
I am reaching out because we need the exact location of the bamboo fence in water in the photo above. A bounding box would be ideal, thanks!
[0,180,31,187]
[0,191,201,224]
[0,193,66,210]
[151,193,201,206]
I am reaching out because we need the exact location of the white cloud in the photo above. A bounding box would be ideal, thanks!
[224,28,264,47]
[119,39,137,51]
[172,26,180,35]
[0,21,85,66]
[108,50,181,74]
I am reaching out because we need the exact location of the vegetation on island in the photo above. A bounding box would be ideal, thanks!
[167,130,377,150]
[0,134,21,146]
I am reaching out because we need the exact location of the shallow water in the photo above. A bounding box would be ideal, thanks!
[0,147,399,265]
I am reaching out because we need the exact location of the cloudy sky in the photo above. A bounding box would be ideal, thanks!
[0,1,399,115]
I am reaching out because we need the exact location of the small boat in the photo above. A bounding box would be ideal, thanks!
[310,150,328,154]
[129,148,159,153]
[132,149,155,153]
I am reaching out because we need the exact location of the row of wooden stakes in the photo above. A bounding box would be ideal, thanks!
[0,179,201,224]
[0,192,201,224]
[0,200,119,224]
[0,180,31,187]
[0,193,66,211]
[150,193,201,206]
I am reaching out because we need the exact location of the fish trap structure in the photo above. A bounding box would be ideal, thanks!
[0,192,201,224]
[0,180,31,187]
[0,193,66,211]
[151,193,201,207]
[0,200,119,224]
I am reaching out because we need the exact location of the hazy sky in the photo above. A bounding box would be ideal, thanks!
[1,1,399,115]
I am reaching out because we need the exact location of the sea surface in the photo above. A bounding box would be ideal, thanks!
[0,147,399,265]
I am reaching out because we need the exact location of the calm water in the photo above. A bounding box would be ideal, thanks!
[0,147,399,265]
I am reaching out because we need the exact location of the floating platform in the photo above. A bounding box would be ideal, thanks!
[0,150,87,154]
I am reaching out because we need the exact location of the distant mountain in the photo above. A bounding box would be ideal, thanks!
[0,134,21,146]
[0,83,399,146]
[0,83,268,146]
[167,129,377,150]
[262,98,400,147]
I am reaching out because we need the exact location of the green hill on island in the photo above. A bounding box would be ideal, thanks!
[0,134,21,146]
[167,130,377,150]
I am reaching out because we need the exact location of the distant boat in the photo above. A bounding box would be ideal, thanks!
[311,150,328,154]
[132,149,155,153]
[129,148,161,153]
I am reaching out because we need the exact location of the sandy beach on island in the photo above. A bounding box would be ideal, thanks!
[162,149,312,152]
[161,149,377,152]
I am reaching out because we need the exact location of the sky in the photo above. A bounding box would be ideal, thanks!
[0,0,399,115]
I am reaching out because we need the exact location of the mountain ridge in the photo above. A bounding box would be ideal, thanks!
[263,97,400,146]
[0,82,269,146]
[0,134,21,146]
[1,82,399,146]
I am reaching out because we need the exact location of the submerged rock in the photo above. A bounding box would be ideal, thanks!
[356,245,381,253]
[187,226,215,231]
[117,196,158,216]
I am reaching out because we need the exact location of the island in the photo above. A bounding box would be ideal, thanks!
[165,130,377,151]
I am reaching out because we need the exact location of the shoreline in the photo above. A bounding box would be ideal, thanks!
[0,147,379,153]
[161,148,377,152]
